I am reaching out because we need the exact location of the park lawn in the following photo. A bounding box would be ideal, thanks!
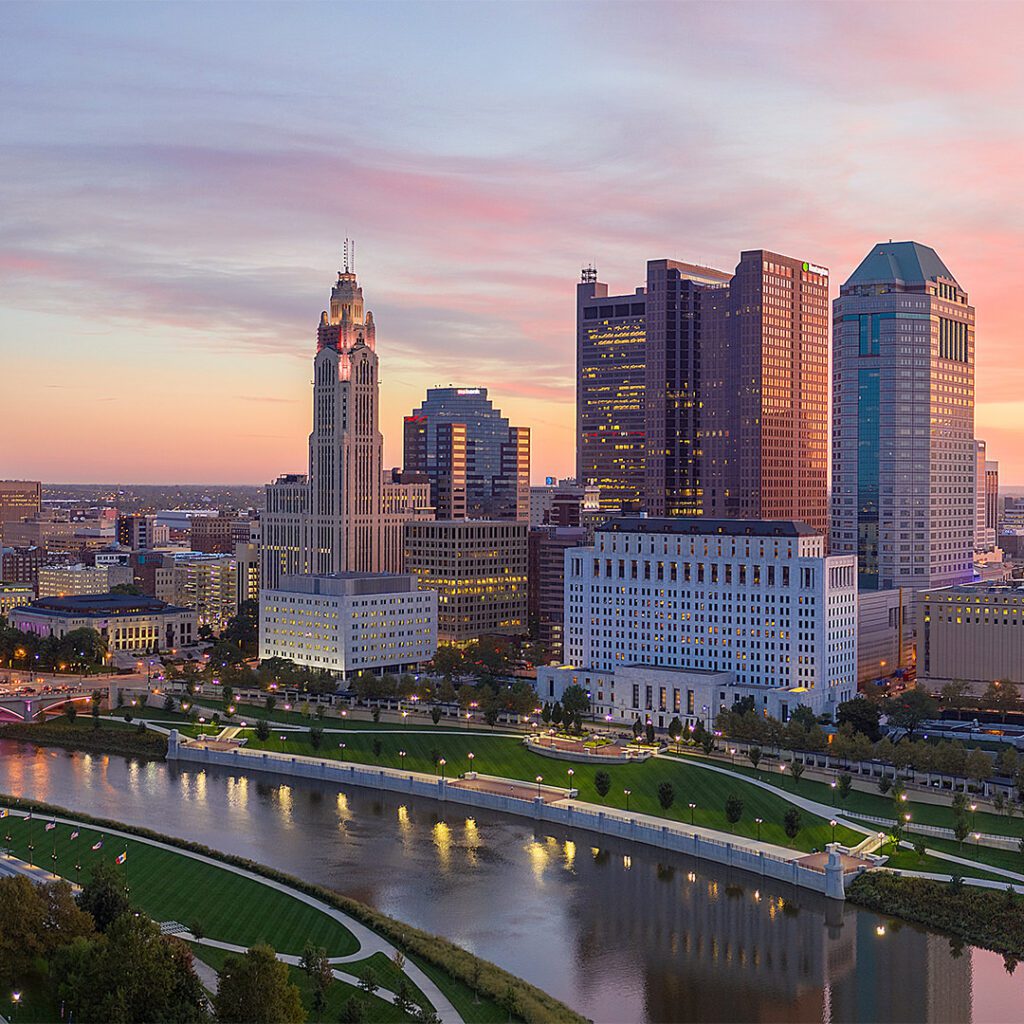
[240,729,860,851]
[189,943,421,1023]
[409,952,515,1024]
[346,951,432,1009]
[0,815,357,957]
[882,845,1012,882]
[864,826,1024,878]
[675,749,1024,839]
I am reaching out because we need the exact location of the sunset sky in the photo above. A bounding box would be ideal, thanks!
[4,2,1024,484]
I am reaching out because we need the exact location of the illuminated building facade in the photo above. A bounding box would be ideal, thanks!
[576,268,647,511]
[702,251,830,535]
[37,563,132,598]
[261,474,308,591]
[643,259,732,517]
[528,525,587,659]
[403,387,530,521]
[831,242,976,590]
[0,584,33,617]
[0,481,41,545]
[403,520,528,642]
[260,572,437,678]
[539,518,857,727]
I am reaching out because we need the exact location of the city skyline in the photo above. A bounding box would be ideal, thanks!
[5,2,1024,485]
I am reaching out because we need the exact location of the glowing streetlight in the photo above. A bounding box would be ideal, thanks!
[536,774,544,798]
[439,757,447,780]
[624,788,632,812]
[338,742,345,761]
[467,752,475,774]
[755,816,763,840]
[567,768,574,797]
[399,749,407,770]
[970,803,978,829]
[830,780,837,805]
[830,819,838,843]
[688,802,696,825]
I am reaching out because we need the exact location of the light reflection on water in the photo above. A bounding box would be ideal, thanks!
[0,739,1019,1023]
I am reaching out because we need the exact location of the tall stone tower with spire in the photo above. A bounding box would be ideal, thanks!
[305,248,385,573]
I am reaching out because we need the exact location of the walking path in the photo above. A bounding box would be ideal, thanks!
[658,752,1024,886]
[1,808,462,1023]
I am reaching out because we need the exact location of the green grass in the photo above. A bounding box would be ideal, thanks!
[882,845,1012,882]
[189,944,421,1023]
[0,815,357,956]
[676,748,1024,839]
[410,952,513,1024]
[239,729,860,851]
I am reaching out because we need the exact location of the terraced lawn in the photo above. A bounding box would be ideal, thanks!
[0,813,357,956]
[238,728,861,851]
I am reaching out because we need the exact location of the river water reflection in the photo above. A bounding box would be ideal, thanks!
[0,740,1018,1022]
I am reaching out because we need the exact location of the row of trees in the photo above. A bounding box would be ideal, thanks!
[0,617,108,673]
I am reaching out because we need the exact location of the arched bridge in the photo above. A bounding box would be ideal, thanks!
[0,691,96,723]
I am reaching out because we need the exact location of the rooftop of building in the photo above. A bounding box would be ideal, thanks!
[271,572,422,598]
[18,593,189,616]
[844,241,959,289]
[922,581,1024,597]
[597,516,820,538]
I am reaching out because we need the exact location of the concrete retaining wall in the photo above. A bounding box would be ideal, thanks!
[168,731,845,900]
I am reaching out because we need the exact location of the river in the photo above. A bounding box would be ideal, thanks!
[0,740,1018,1023]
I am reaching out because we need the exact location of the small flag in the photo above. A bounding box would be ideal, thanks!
[26,811,32,821]
[91,839,103,851]
[45,821,56,832]
[0,808,7,819]
[70,830,79,840]
[115,850,127,865]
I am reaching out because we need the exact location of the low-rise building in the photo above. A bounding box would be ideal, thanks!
[37,563,134,598]
[918,582,1024,693]
[259,572,437,679]
[170,553,239,632]
[1,546,44,590]
[538,517,858,729]
[0,583,34,618]
[11,594,196,653]
[404,520,528,642]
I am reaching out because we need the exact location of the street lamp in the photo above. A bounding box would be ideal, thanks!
[624,788,632,812]
[439,758,447,780]
[402,710,409,728]
[755,817,763,841]
[970,803,977,829]
[467,751,475,774]
[730,748,737,765]
[688,802,696,825]
[830,780,837,806]
[567,768,574,797]
[11,991,22,1021]
[338,742,346,761]
[536,774,544,798]
[830,819,838,843]
[399,749,406,771]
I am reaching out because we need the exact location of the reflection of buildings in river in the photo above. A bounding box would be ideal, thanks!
[830,918,972,1024]
[542,824,971,1024]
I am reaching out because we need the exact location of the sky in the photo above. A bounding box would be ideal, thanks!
[3,1,1024,484]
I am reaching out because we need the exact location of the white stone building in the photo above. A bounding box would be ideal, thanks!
[537,517,857,729]
[259,572,437,679]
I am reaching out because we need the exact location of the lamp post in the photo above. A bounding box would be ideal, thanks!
[830,780,837,806]
[755,817,763,841]
[830,819,838,843]
[338,742,346,762]
[402,710,409,729]
[399,749,406,771]
[11,991,22,1022]
[439,758,447,781]
[624,788,632,812]
[730,747,737,765]
[536,775,543,798]
[468,751,475,775]
[688,802,696,825]
[970,803,977,830]
[567,768,574,798]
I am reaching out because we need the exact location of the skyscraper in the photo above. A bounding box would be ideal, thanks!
[831,241,975,590]
[402,387,529,520]
[0,481,41,545]
[702,251,830,535]
[576,267,646,511]
[262,256,425,587]
[643,259,732,516]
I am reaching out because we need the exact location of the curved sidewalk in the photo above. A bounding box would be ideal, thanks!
[2,808,462,1023]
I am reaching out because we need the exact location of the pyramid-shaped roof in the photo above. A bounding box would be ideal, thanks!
[844,241,958,288]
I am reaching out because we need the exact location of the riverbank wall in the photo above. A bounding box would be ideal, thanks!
[168,731,847,900]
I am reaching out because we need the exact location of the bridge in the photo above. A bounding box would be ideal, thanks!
[0,690,96,723]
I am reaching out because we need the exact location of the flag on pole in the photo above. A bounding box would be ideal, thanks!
[45,821,56,832]
[115,850,127,865]
[70,830,80,840]
[91,839,103,851]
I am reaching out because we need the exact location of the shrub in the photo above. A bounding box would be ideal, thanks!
[657,781,675,811]
[594,771,611,800]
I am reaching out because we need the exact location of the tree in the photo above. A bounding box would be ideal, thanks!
[357,966,379,997]
[914,837,927,861]
[430,706,442,725]
[783,808,802,841]
[877,775,892,795]
[299,943,333,1024]
[594,770,611,800]
[668,717,683,745]
[64,699,78,723]
[966,747,993,787]
[77,861,130,932]
[836,696,882,742]
[338,996,366,1024]
[265,695,277,712]
[214,944,305,1023]
[657,781,675,811]
[748,746,762,771]
[724,794,743,831]
[371,738,383,758]
[0,875,45,985]
[998,747,1019,779]
[645,721,655,745]
[308,726,324,750]
[837,773,853,802]
[255,718,271,741]
[939,680,970,710]
[789,761,805,787]
[701,733,715,756]
[550,701,563,727]
[110,582,143,596]
[371,707,381,724]
[222,599,260,654]
[885,689,935,740]
[953,819,970,851]
[55,912,207,1024]
[561,684,591,720]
